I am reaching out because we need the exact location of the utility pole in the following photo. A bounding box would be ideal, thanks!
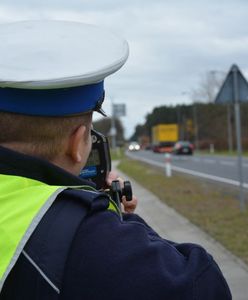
[193,103,199,151]
[176,106,181,140]
[110,101,117,149]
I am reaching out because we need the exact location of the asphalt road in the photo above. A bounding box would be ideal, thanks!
[126,150,248,189]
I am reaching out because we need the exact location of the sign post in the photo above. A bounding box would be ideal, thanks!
[227,104,233,153]
[233,68,245,210]
[110,103,126,149]
[215,64,248,210]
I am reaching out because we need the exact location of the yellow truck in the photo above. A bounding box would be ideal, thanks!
[152,124,179,153]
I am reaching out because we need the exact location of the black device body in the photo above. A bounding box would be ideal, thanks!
[79,129,133,209]
[79,129,111,190]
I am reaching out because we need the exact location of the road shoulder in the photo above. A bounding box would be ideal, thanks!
[113,160,248,300]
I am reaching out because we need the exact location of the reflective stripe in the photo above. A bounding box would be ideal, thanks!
[108,198,121,215]
[0,173,120,292]
[22,251,60,294]
[0,187,66,291]
[0,174,67,292]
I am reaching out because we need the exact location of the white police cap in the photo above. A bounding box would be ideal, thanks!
[0,20,129,116]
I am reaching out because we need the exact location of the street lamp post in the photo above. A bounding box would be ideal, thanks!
[181,91,199,150]
[111,112,117,149]
[193,103,199,151]
[227,104,233,153]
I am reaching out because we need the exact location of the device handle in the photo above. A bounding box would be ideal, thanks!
[110,180,133,211]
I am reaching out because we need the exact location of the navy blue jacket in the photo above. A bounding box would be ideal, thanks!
[0,146,231,299]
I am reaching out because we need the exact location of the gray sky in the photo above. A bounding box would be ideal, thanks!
[1,0,248,137]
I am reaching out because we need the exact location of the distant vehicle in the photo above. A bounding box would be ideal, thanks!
[128,142,140,151]
[172,141,194,155]
[152,124,178,153]
[152,124,179,144]
[152,142,174,153]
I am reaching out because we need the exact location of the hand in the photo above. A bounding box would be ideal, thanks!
[106,171,138,213]
[121,194,138,214]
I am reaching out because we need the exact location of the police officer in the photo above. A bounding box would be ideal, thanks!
[0,20,231,299]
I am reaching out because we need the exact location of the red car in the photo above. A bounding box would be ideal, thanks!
[152,142,175,153]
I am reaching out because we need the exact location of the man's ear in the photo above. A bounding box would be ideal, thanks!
[66,124,87,163]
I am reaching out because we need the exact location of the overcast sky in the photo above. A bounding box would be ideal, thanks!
[1,0,248,137]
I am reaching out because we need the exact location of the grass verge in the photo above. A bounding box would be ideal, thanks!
[110,147,125,160]
[118,156,248,265]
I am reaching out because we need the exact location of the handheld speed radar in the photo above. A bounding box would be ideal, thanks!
[79,129,133,208]
[79,129,111,189]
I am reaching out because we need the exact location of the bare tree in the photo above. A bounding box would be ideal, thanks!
[191,70,225,103]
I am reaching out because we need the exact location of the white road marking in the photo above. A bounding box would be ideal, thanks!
[126,152,248,189]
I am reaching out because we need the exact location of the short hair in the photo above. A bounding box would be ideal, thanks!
[0,111,92,161]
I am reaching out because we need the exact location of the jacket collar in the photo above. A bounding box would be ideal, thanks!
[0,145,95,187]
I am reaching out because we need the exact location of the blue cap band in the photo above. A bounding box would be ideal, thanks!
[0,81,104,116]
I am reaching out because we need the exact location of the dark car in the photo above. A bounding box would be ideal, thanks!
[173,141,194,155]
[152,142,175,153]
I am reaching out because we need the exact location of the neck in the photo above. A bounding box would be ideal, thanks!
[1,142,82,176]
[51,154,82,176]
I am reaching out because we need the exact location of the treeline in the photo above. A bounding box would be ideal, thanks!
[93,117,125,146]
[131,102,248,151]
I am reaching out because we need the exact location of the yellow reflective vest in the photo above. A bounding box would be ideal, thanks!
[0,173,118,292]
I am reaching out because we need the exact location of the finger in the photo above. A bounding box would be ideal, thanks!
[116,177,124,189]
[106,171,118,186]
[122,195,138,213]
[121,202,125,213]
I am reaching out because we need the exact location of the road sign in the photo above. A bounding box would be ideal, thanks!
[113,103,126,117]
[109,127,117,136]
[111,103,126,149]
[215,64,247,210]
[215,64,248,104]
